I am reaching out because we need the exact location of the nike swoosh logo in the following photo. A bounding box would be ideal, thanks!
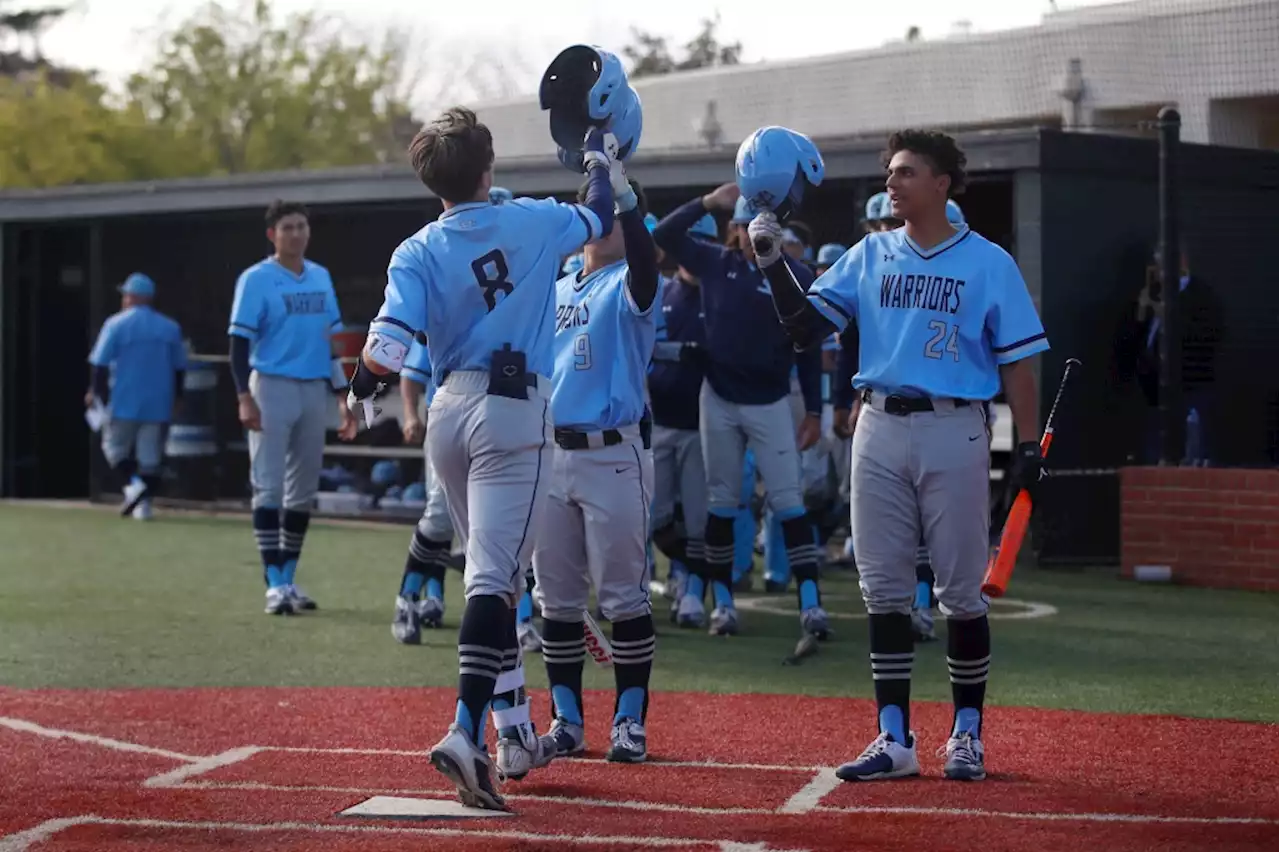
[969,435,982,441]
[614,467,627,474]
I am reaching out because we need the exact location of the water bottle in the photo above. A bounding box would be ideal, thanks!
[1183,407,1202,466]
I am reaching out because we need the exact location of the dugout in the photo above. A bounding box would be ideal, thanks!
[1,128,1274,566]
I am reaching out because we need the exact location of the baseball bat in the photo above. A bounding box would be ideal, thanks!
[981,358,1080,598]
[582,609,614,668]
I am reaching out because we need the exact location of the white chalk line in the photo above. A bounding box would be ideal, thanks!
[0,815,740,850]
[820,804,1276,826]
[778,768,841,815]
[0,717,197,763]
[174,779,776,816]
[143,746,263,788]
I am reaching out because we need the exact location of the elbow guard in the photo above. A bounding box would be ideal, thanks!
[365,332,408,372]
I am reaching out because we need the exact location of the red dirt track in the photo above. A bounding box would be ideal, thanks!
[0,688,1274,851]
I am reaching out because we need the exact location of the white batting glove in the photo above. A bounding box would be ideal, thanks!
[747,211,784,267]
[612,158,637,213]
[582,126,612,173]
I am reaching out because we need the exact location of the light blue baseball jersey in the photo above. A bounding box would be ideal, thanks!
[88,305,187,422]
[370,197,604,381]
[550,259,659,431]
[401,338,437,405]
[228,258,342,380]
[808,225,1048,400]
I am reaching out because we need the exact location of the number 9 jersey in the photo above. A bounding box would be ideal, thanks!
[807,225,1049,401]
[369,197,606,380]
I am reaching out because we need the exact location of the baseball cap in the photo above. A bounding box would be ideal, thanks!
[816,243,847,267]
[781,228,801,245]
[730,196,753,224]
[688,213,718,242]
[945,199,966,226]
[864,191,889,222]
[562,254,584,276]
[119,273,156,298]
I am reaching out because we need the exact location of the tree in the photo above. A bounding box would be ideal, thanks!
[623,13,742,80]
[124,0,418,174]
[0,0,68,79]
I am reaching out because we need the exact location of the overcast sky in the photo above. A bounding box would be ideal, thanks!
[39,0,1123,107]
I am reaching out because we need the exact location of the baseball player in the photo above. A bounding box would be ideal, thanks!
[653,189,827,641]
[392,336,451,643]
[533,173,660,764]
[753,129,1048,783]
[228,200,358,616]
[647,213,716,619]
[347,107,618,811]
[85,273,187,521]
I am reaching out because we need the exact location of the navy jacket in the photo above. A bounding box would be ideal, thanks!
[833,325,859,410]
[654,199,822,411]
[649,274,706,431]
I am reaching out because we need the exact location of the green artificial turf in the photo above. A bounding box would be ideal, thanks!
[0,504,1274,721]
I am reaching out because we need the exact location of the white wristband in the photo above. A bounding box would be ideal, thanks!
[365,333,408,372]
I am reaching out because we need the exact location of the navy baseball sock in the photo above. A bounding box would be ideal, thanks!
[868,612,914,743]
[651,522,687,564]
[454,594,509,747]
[541,618,586,725]
[140,474,161,496]
[704,513,735,609]
[113,459,138,490]
[611,613,656,724]
[947,615,990,738]
[252,506,282,588]
[781,514,821,612]
[280,509,310,585]
[402,529,449,600]
[683,539,705,601]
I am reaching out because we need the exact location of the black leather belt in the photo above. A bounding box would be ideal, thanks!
[863,388,970,416]
[555,428,624,450]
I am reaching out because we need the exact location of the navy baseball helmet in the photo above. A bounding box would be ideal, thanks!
[540,45,642,170]
[734,126,824,223]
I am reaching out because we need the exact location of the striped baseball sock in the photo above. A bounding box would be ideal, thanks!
[252,506,282,588]
[947,615,990,738]
[541,619,586,725]
[402,529,449,600]
[280,509,310,585]
[704,512,736,609]
[780,514,822,611]
[869,612,915,743]
[611,614,656,724]
[454,594,509,748]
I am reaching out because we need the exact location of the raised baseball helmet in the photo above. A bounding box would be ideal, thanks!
[734,126,825,222]
[489,186,513,205]
[540,45,642,169]
[945,198,966,226]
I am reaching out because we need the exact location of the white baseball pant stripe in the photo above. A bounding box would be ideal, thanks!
[248,372,329,510]
[851,395,990,620]
[427,370,552,604]
[533,435,655,623]
[699,380,803,513]
[649,425,707,539]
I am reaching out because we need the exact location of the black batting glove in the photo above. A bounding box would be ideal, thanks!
[1011,440,1046,497]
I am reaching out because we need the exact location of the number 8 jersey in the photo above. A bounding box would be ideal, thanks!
[369,197,605,380]
[807,225,1049,401]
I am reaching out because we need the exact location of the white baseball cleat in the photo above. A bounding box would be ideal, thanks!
[496,725,558,781]
[939,732,986,781]
[264,586,294,616]
[835,731,920,782]
[131,500,153,521]
[120,477,147,517]
[675,594,705,629]
[428,724,507,811]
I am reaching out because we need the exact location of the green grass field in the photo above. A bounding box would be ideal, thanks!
[1,503,1274,722]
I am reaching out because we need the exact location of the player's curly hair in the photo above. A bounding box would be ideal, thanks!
[265,200,309,227]
[577,178,648,220]
[408,107,494,204]
[882,130,967,197]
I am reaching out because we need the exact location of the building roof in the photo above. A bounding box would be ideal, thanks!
[0,130,1042,223]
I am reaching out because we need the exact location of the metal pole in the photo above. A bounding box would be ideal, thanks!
[1156,106,1182,465]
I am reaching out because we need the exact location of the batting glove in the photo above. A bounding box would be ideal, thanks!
[747,211,784,267]
[611,157,637,213]
[582,126,612,173]
[1011,441,1046,497]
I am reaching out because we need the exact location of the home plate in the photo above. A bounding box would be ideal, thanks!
[339,796,515,820]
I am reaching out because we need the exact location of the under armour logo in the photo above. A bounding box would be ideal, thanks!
[502,365,517,377]
[883,254,895,262]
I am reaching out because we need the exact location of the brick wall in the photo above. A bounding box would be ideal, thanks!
[1120,467,1278,592]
